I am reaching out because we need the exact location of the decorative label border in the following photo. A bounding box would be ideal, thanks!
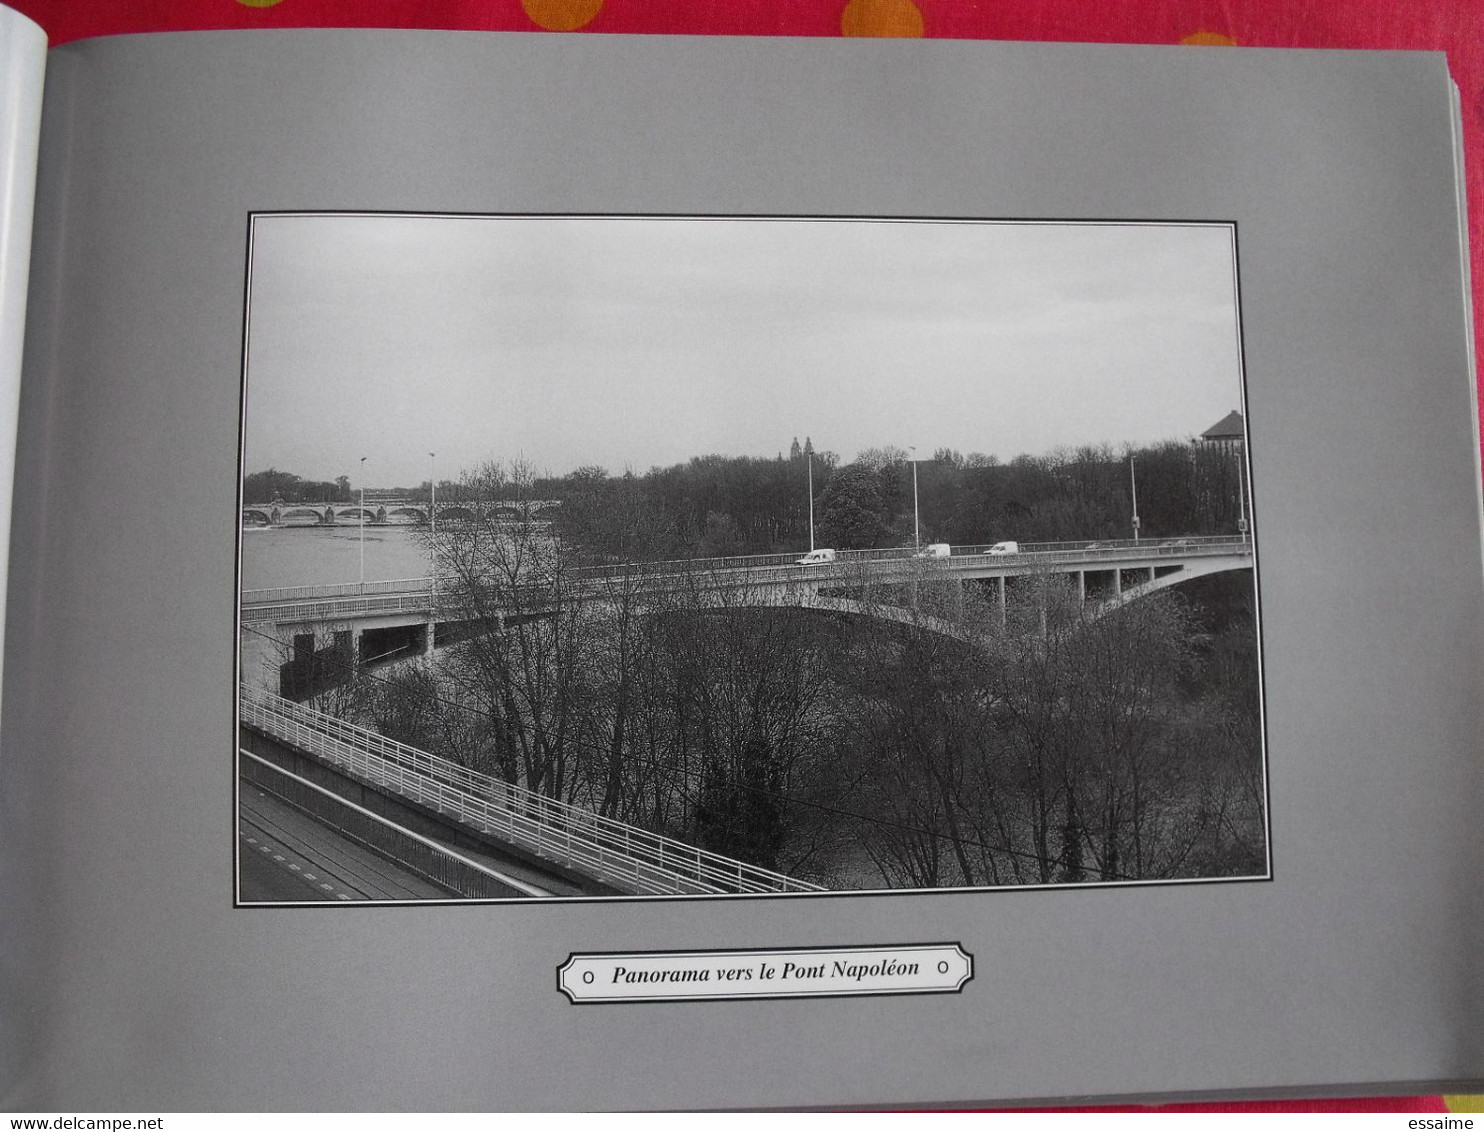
[558,943,973,1004]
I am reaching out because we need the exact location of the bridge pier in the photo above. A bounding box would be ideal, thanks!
[239,625,278,691]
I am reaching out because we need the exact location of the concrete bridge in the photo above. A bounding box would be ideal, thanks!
[238,535,1253,691]
[241,498,561,527]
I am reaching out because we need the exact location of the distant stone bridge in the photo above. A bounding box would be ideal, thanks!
[241,498,561,527]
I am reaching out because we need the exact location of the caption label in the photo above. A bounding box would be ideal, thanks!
[558,943,972,1003]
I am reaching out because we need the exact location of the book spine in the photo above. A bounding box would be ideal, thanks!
[0,3,46,723]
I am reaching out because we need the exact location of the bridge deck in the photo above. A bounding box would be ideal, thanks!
[240,536,1253,625]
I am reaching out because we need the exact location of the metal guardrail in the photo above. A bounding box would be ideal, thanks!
[239,686,823,897]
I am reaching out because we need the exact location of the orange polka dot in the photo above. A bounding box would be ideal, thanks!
[842,0,924,38]
[236,0,287,7]
[523,0,604,31]
[1180,30,1237,46]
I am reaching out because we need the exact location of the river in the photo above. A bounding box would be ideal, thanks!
[240,525,434,590]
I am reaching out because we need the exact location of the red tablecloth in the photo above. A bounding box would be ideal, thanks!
[10,0,1482,1115]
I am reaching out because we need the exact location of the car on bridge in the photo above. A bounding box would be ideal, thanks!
[915,543,951,558]
[982,541,1020,556]
[795,548,837,565]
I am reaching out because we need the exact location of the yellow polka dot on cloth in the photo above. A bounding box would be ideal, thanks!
[523,0,604,31]
[841,0,924,38]
[1180,31,1237,46]
[235,0,287,8]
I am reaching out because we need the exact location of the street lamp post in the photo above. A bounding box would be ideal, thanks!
[806,448,815,552]
[1236,441,1249,542]
[429,450,437,594]
[1130,454,1141,543]
[908,447,920,550]
[358,455,367,588]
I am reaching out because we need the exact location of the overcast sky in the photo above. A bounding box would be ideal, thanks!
[243,215,1243,487]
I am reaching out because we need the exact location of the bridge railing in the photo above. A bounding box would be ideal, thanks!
[240,591,438,625]
[950,535,1250,559]
[243,576,434,605]
[649,536,1250,584]
[239,686,823,897]
[554,536,1249,578]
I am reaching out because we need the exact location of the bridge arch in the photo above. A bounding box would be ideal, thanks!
[278,506,330,525]
[1091,558,1251,618]
[386,506,428,524]
[699,556,1255,644]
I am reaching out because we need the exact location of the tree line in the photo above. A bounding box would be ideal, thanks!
[531,436,1246,561]
[242,468,353,505]
[246,428,1246,555]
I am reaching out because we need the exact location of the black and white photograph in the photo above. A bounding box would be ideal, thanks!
[236,213,1268,903]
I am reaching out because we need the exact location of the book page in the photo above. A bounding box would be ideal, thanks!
[3,31,1482,1109]
[0,2,44,724]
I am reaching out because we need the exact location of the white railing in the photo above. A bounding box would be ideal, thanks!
[239,686,823,898]
[244,576,434,604]
[240,592,438,625]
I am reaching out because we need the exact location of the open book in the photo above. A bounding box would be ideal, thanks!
[2,3,1482,1110]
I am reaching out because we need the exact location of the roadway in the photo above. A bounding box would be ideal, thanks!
[239,782,452,901]
[239,773,588,901]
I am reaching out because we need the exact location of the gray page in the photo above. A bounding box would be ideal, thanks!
[4,31,1482,1110]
